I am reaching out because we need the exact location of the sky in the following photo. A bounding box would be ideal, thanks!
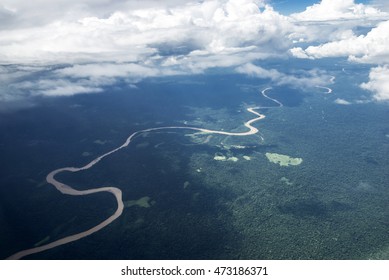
[1,0,389,104]
[271,0,370,14]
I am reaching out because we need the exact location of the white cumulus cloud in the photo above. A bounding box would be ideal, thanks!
[0,0,292,65]
[288,0,389,45]
[236,63,332,89]
[1,0,389,103]
[334,98,352,105]
[290,20,389,64]
[360,65,389,101]
[0,0,300,98]
[291,0,387,22]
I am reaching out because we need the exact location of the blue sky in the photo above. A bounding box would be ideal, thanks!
[271,0,323,14]
[270,0,371,14]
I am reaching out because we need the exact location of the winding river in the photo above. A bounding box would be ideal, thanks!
[7,87,281,260]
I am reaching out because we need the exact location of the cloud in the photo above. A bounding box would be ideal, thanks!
[0,0,298,100]
[290,20,389,64]
[360,65,389,101]
[0,61,187,99]
[1,0,387,67]
[8,76,104,97]
[0,5,15,27]
[288,2,389,103]
[0,65,102,99]
[0,0,293,65]
[236,63,332,89]
[291,0,387,22]
[38,84,103,97]
[334,98,352,105]
[0,65,51,102]
[56,63,180,79]
[0,0,197,30]
[0,0,388,105]
[0,0,299,100]
[288,0,389,46]
[372,0,389,12]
